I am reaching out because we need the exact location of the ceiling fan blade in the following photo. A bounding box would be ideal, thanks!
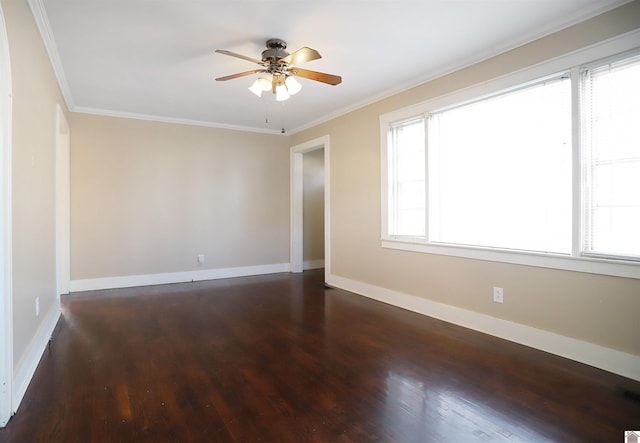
[280,47,321,66]
[215,69,264,81]
[290,68,342,85]
[215,49,264,65]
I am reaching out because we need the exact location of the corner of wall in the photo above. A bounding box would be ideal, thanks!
[11,301,60,415]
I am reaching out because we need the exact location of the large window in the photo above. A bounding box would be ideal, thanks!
[381,47,640,278]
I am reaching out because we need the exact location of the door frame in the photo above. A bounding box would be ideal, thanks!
[55,104,70,297]
[0,2,13,428]
[290,135,330,279]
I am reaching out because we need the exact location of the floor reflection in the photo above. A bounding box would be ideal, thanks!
[382,370,554,442]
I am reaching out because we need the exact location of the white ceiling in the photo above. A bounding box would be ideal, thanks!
[32,0,628,134]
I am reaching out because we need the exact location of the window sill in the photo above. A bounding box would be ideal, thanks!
[381,238,640,280]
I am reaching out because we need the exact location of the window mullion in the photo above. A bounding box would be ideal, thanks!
[571,66,582,258]
[424,112,429,244]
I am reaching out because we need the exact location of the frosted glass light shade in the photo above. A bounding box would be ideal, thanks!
[285,76,302,95]
[275,83,290,101]
[257,73,273,91]
[249,80,263,97]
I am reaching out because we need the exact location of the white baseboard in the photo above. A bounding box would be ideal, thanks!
[327,273,640,382]
[303,259,325,270]
[69,263,290,292]
[12,301,60,414]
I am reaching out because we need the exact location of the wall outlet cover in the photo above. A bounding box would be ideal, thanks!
[493,287,504,303]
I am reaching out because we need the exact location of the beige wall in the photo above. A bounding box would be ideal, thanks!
[291,1,640,356]
[2,0,67,371]
[70,114,290,280]
[303,148,324,263]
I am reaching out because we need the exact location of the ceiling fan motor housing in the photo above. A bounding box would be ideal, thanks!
[262,39,289,63]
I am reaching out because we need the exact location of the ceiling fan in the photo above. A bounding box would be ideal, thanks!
[215,39,342,101]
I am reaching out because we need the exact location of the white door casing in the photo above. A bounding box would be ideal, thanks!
[0,2,13,428]
[55,104,70,297]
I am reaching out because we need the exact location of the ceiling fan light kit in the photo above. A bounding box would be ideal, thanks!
[275,82,290,102]
[284,75,302,95]
[215,39,342,102]
[248,72,273,97]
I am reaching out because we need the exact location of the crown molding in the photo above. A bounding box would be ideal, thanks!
[72,106,285,135]
[27,0,75,110]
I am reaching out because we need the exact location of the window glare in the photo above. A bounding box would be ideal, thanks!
[429,77,572,253]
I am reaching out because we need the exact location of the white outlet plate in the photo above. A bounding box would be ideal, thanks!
[197,254,205,265]
[35,296,40,316]
[493,287,504,303]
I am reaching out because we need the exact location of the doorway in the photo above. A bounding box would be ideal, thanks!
[302,148,324,270]
[290,136,330,280]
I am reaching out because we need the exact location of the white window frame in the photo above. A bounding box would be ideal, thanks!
[380,31,640,280]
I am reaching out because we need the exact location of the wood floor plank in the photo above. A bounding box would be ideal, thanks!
[0,269,638,442]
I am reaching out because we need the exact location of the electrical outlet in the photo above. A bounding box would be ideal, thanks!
[35,296,40,316]
[197,254,205,266]
[493,287,504,304]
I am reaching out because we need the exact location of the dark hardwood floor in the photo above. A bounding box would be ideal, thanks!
[0,269,638,442]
